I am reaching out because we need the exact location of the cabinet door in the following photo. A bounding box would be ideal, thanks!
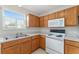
[32,39,37,51]
[65,7,78,26]
[20,39,32,54]
[68,45,79,54]
[35,17,40,27]
[48,13,56,20]
[56,10,65,18]
[29,14,35,27]
[28,14,40,27]
[36,38,40,48]
[40,16,44,27]
[43,15,48,27]
[2,45,20,54]
[26,39,32,54]
[32,38,39,51]
[64,44,68,54]
[40,37,45,49]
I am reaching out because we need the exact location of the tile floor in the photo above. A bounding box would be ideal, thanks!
[32,48,47,54]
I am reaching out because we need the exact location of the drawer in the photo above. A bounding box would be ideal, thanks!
[1,40,19,49]
[65,40,79,47]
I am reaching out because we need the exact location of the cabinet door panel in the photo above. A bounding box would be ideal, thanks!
[56,10,65,18]
[32,38,39,51]
[40,17,44,27]
[2,45,20,54]
[20,39,32,54]
[28,14,40,27]
[40,37,45,49]
[48,13,56,19]
[68,45,79,54]
[32,39,37,51]
[44,16,48,27]
[65,7,77,26]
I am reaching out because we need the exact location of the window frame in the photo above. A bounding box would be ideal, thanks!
[2,8,26,30]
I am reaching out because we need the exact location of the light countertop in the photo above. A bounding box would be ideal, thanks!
[0,33,79,43]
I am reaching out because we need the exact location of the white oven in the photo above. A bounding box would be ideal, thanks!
[46,29,65,54]
[46,37,64,54]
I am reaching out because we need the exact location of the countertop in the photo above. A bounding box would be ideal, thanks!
[0,33,40,43]
[65,36,79,42]
[0,33,79,43]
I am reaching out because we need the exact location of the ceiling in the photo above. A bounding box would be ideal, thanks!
[21,5,75,16]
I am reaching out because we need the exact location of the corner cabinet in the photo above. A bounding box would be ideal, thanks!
[39,16,44,27]
[64,40,79,54]
[27,14,40,27]
[39,35,46,50]
[43,15,48,27]
[32,35,40,51]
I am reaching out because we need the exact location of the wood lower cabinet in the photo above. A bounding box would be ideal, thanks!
[64,40,79,54]
[32,36,40,51]
[1,37,32,54]
[40,35,45,50]
[20,39,32,54]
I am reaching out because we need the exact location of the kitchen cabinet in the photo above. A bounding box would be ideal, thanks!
[43,15,48,27]
[64,40,79,54]
[2,44,20,54]
[56,10,65,18]
[40,35,46,50]
[28,14,40,27]
[48,13,56,20]
[20,38,32,54]
[32,35,40,51]
[48,10,65,20]
[40,16,44,27]
[1,37,32,54]
[65,7,78,26]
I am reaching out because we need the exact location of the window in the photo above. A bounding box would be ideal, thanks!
[3,10,26,29]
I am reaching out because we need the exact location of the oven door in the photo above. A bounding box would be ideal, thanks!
[46,37,64,54]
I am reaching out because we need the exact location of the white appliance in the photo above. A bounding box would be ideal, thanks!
[48,18,64,27]
[46,29,65,54]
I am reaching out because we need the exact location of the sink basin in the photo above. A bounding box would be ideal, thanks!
[5,34,29,40]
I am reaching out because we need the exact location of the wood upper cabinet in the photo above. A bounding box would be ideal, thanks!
[28,14,40,27]
[40,16,44,27]
[40,35,46,50]
[1,37,32,54]
[48,13,56,20]
[43,15,48,27]
[32,35,39,51]
[56,10,65,18]
[65,7,78,26]
[48,10,65,20]
[64,40,79,54]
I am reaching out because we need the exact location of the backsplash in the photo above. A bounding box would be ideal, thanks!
[65,26,79,38]
[40,26,79,38]
[0,26,79,39]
